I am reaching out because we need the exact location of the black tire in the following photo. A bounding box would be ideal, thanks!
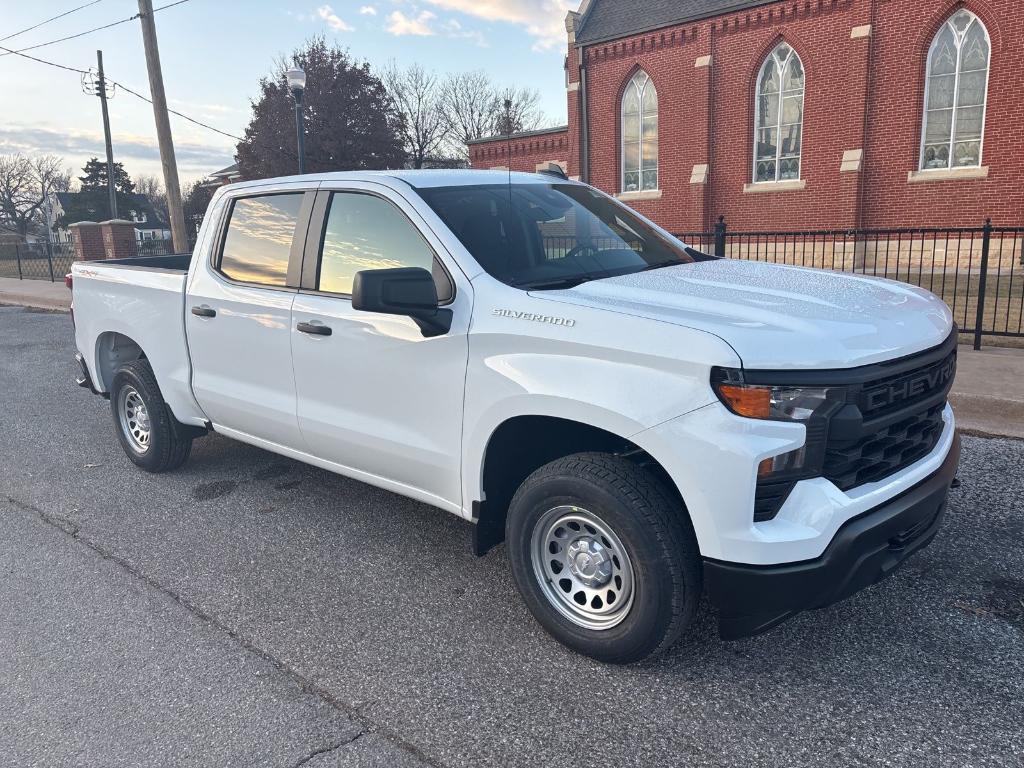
[109,359,193,473]
[506,452,701,664]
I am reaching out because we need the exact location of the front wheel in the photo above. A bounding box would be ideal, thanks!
[506,453,702,663]
[109,359,193,473]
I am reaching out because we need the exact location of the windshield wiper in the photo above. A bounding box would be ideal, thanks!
[639,260,680,273]
[515,276,595,291]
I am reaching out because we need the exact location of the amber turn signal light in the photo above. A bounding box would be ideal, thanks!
[715,384,771,419]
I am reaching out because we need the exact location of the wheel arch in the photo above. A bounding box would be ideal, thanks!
[93,331,147,392]
[472,414,688,556]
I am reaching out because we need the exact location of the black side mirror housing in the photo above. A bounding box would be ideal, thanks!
[351,267,453,337]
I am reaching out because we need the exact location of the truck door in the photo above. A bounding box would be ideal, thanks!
[289,185,470,510]
[186,188,315,450]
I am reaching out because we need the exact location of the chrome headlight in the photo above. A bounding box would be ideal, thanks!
[711,368,838,422]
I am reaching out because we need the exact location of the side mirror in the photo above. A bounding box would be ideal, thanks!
[351,267,453,337]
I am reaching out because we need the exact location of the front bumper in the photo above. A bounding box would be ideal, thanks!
[704,430,960,640]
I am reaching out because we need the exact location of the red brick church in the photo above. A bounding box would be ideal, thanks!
[468,0,1023,232]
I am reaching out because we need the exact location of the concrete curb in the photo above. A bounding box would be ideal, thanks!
[0,298,71,313]
[0,301,69,313]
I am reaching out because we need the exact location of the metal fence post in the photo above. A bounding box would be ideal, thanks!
[714,215,726,257]
[15,243,23,280]
[45,238,55,282]
[973,218,992,351]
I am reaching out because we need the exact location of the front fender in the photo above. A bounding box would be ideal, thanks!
[461,326,736,509]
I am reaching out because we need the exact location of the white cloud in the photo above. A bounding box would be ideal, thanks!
[0,123,232,178]
[422,0,573,49]
[385,10,437,36]
[442,19,488,46]
[359,5,377,15]
[317,4,355,32]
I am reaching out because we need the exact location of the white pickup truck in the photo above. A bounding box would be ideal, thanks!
[71,170,959,663]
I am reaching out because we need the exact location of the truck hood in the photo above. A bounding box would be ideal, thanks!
[535,260,954,369]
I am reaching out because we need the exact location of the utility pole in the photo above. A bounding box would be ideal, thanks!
[87,50,118,220]
[137,0,188,252]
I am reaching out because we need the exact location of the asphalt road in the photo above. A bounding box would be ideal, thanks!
[1,304,1022,768]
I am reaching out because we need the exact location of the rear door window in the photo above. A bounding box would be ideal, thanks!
[219,193,304,287]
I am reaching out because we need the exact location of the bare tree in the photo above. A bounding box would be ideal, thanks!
[0,154,71,238]
[134,173,168,219]
[493,86,546,136]
[384,63,451,169]
[438,72,550,159]
[439,70,499,159]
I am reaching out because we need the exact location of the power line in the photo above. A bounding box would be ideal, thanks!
[110,77,297,159]
[0,42,295,161]
[0,42,88,74]
[0,0,105,44]
[0,0,195,57]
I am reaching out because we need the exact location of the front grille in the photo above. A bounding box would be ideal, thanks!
[858,350,957,420]
[823,402,946,491]
[745,333,957,522]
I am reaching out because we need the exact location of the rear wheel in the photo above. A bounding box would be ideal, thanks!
[110,359,193,473]
[506,452,702,663]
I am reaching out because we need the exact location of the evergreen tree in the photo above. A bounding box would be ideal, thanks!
[236,37,406,179]
[56,159,142,227]
[79,158,135,194]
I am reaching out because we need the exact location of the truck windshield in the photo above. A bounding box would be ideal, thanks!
[416,183,695,290]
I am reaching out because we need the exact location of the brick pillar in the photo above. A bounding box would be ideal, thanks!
[99,220,139,260]
[69,222,105,262]
[690,26,714,231]
[841,4,875,232]
[565,11,583,180]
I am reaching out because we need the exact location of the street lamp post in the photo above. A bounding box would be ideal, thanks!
[286,66,307,175]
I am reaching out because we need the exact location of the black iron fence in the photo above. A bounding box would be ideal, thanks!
[0,242,76,282]
[6,219,1022,348]
[0,236,175,282]
[672,218,1024,350]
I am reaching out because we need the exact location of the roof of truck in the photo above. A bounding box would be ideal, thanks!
[222,169,572,193]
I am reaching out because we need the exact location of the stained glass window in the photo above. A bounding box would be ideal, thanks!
[621,71,658,192]
[921,11,990,170]
[754,43,804,183]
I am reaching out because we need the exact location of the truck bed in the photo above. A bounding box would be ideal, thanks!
[89,253,193,272]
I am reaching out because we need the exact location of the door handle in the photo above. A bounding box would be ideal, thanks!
[191,305,216,318]
[296,321,332,336]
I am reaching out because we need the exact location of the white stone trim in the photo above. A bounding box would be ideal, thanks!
[743,180,807,194]
[840,149,863,173]
[694,55,712,68]
[616,189,663,202]
[907,167,989,183]
[690,164,709,184]
[567,81,579,92]
[851,24,872,39]
[489,165,509,171]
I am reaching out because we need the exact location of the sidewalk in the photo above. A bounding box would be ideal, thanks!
[951,346,1024,439]
[0,276,1020,438]
[0,276,71,311]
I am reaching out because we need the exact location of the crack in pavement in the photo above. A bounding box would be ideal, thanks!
[2,493,442,768]
[291,732,366,768]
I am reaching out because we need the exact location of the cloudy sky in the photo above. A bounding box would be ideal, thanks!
[0,0,574,184]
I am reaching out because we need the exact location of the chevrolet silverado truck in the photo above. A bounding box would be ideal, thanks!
[70,170,960,663]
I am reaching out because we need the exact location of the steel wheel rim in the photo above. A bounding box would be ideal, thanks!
[118,385,151,454]
[530,505,635,630]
